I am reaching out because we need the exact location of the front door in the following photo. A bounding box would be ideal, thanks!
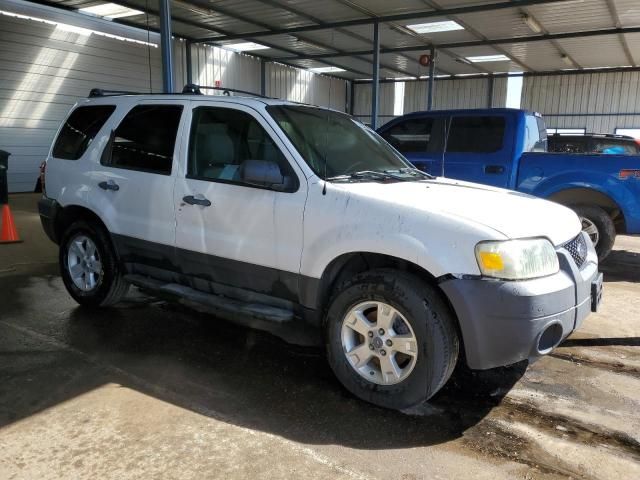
[173,102,307,303]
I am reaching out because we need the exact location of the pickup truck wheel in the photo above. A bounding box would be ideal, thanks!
[325,269,459,410]
[572,205,616,261]
[60,220,129,307]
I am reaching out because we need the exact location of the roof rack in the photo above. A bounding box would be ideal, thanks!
[550,132,635,139]
[89,85,272,99]
[89,88,142,97]
[182,83,271,99]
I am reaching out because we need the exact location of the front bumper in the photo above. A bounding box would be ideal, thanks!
[440,232,601,370]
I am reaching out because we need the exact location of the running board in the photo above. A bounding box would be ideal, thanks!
[125,274,294,323]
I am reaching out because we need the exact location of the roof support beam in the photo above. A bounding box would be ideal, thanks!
[272,26,640,61]
[330,0,458,76]
[172,0,371,76]
[604,0,637,67]
[192,0,568,43]
[421,0,534,72]
[251,0,420,78]
[352,65,640,83]
[158,0,174,93]
[519,8,581,69]
[371,21,380,129]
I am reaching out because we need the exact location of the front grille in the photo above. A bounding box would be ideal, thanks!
[562,233,588,269]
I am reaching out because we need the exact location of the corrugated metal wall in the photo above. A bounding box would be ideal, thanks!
[0,0,347,192]
[191,43,261,94]
[0,0,174,192]
[521,71,640,133]
[353,76,508,126]
[189,47,347,111]
[265,62,346,110]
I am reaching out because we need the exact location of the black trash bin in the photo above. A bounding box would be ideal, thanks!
[0,150,10,205]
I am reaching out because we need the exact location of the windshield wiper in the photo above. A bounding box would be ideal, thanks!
[326,170,405,182]
[393,167,435,179]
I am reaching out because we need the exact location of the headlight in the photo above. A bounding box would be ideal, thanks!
[475,238,559,280]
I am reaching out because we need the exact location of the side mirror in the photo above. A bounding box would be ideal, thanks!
[240,160,285,189]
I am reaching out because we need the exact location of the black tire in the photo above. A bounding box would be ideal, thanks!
[59,220,129,307]
[325,269,459,410]
[572,205,616,261]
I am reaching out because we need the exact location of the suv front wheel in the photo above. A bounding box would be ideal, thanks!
[325,269,459,410]
[60,220,129,307]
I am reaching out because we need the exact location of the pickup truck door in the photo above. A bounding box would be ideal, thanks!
[379,116,445,176]
[173,101,307,303]
[443,114,513,188]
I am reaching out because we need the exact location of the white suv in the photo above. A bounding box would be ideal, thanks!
[38,88,603,409]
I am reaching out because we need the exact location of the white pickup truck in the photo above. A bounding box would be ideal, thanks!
[38,89,603,410]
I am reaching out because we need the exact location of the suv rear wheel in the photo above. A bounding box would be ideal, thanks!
[60,220,129,307]
[325,269,459,410]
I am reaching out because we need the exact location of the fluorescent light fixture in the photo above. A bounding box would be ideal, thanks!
[522,14,543,34]
[226,42,270,52]
[0,9,156,46]
[466,54,510,63]
[308,66,345,73]
[406,20,464,34]
[79,3,143,19]
[561,54,573,66]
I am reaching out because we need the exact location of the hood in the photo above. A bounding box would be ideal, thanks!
[336,178,581,246]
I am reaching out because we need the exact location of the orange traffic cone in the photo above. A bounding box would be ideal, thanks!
[0,203,21,244]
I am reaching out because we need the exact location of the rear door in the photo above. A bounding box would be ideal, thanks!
[88,100,188,277]
[379,116,445,175]
[443,114,512,187]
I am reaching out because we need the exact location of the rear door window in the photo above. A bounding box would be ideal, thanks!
[447,116,505,153]
[102,104,183,175]
[52,105,115,160]
[381,118,434,153]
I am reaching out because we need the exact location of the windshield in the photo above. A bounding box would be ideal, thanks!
[267,105,415,180]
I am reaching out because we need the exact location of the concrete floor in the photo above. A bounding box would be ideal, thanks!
[1,193,639,480]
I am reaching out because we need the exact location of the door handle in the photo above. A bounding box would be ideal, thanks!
[183,195,211,207]
[484,165,505,174]
[98,180,120,191]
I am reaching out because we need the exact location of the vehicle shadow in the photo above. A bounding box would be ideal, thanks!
[561,337,640,347]
[600,249,640,283]
[60,301,527,450]
[0,269,526,450]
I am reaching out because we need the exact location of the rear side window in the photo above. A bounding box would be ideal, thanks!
[52,105,115,160]
[381,118,434,153]
[447,116,505,153]
[103,104,182,175]
[524,115,547,152]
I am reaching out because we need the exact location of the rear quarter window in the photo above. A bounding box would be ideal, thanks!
[447,116,505,153]
[52,105,116,160]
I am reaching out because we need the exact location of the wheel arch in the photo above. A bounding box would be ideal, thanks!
[314,252,465,351]
[547,187,626,232]
[54,204,112,246]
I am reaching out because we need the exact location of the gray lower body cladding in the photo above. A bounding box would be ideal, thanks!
[440,233,601,370]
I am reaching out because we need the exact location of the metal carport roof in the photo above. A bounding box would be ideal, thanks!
[27,0,640,79]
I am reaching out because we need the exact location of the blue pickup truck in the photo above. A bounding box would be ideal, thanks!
[378,108,640,260]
